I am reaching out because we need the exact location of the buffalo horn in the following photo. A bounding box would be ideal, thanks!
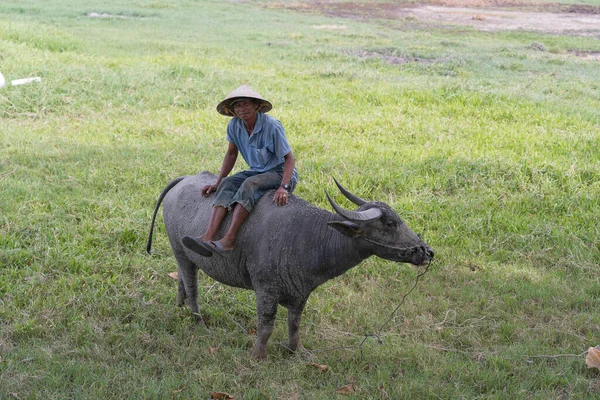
[333,177,367,206]
[326,192,382,222]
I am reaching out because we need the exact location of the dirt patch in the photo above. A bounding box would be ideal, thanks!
[263,1,600,36]
[568,49,600,60]
[88,12,129,19]
[312,24,348,30]
[87,12,147,19]
[406,5,600,35]
[348,48,436,65]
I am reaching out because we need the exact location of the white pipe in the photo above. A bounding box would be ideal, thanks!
[11,77,42,86]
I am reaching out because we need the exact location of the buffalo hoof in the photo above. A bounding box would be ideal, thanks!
[176,292,186,307]
[191,314,209,331]
[251,347,268,361]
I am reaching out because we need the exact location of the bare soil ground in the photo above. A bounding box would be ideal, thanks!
[406,5,600,35]
[264,1,600,37]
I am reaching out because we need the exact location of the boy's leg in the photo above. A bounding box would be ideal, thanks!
[215,204,250,251]
[200,171,253,240]
[183,171,253,256]
[214,171,282,250]
[199,205,228,242]
[229,171,283,213]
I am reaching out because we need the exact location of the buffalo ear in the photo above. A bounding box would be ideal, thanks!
[327,221,362,238]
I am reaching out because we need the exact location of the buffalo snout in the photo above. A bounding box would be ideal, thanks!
[412,245,434,266]
[425,245,434,260]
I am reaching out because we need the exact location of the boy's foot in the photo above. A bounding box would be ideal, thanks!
[182,236,213,257]
[206,240,233,256]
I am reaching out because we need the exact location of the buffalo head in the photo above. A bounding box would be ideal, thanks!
[326,179,434,266]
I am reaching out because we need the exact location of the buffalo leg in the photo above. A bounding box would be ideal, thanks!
[176,255,204,325]
[176,274,186,307]
[252,292,278,360]
[287,302,306,353]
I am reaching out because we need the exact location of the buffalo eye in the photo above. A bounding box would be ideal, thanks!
[386,220,397,228]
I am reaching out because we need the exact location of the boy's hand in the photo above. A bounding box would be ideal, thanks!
[201,184,217,197]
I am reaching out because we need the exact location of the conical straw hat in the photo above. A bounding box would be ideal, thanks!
[216,84,272,116]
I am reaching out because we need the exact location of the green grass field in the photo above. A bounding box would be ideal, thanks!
[1,0,600,398]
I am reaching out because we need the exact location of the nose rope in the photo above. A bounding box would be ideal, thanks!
[372,259,432,338]
[362,237,428,253]
[304,259,433,357]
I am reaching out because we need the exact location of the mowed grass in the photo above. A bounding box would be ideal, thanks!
[1,0,600,398]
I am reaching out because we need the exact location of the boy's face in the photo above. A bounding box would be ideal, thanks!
[233,100,259,120]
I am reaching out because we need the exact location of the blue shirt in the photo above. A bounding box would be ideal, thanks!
[226,112,293,173]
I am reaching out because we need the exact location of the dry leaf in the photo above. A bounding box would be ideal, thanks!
[309,363,329,372]
[210,392,235,400]
[168,271,178,280]
[334,384,356,395]
[172,387,186,393]
[209,346,217,354]
[586,347,600,370]
[248,328,256,335]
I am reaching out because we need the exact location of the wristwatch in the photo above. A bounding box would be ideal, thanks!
[280,183,291,191]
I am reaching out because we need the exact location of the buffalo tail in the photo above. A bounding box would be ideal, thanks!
[146,176,186,254]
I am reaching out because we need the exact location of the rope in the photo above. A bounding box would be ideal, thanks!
[308,259,432,356]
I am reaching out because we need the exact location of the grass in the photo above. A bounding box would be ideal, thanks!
[1,0,600,398]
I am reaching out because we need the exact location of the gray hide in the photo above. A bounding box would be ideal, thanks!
[147,171,434,359]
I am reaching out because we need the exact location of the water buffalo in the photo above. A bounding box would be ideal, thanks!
[147,171,433,359]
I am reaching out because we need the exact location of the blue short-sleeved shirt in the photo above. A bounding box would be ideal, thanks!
[226,112,293,173]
